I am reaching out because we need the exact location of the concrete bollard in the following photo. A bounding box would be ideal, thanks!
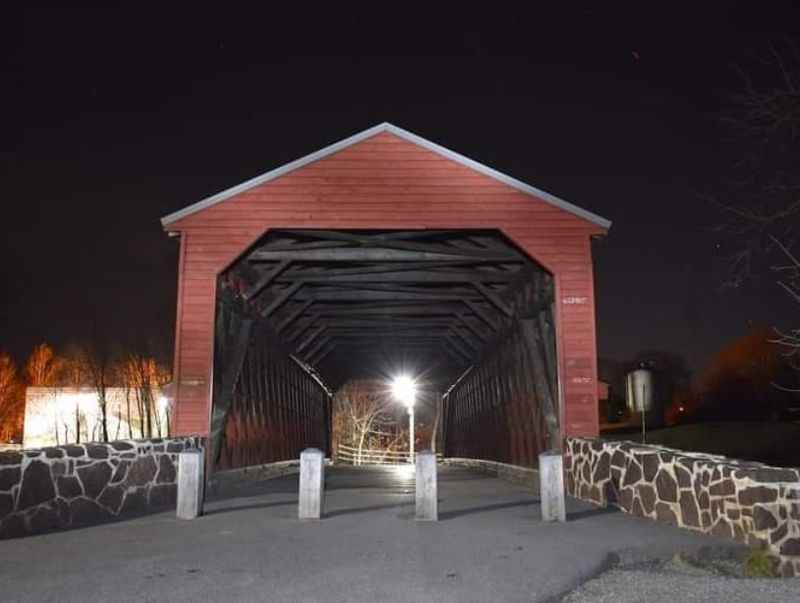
[539,450,566,522]
[299,448,325,519]
[415,450,438,521]
[177,449,205,520]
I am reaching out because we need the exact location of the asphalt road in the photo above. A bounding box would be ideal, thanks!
[0,465,762,602]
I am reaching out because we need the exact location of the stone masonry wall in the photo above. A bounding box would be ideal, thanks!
[565,437,800,577]
[0,436,202,539]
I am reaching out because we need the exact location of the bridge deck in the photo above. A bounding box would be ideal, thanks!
[0,465,738,602]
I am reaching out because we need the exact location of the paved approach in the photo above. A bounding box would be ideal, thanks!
[0,465,751,602]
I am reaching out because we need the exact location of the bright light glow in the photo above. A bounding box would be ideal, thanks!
[391,375,416,407]
[393,463,415,478]
[157,395,169,412]
[58,392,95,413]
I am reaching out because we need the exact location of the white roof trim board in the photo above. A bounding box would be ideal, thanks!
[160,122,611,229]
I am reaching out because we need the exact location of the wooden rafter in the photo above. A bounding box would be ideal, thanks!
[223,229,552,375]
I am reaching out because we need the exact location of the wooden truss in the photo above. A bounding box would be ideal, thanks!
[221,229,553,388]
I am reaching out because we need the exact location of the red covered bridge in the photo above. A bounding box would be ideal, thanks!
[160,123,610,472]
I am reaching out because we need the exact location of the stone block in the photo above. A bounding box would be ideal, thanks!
[753,468,799,483]
[655,502,677,524]
[0,492,13,518]
[632,496,645,517]
[110,461,129,484]
[70,497,111,525]
[622,460,642,487]
[86,445,109,460]
[581,459,591,482]
[299,448,324,520]
[711,517,734,539]
[120,488,148,515]
[149,484,177,508]
[29,506,60,533]
[639,484,656,515]
[156,455,176,484]
[610,450,626,469]
[0,452,22,466]
[753,504,779,531]
[18,460,55,509]
[0,467,20,491]
[54,497,69,524]
[0,515,26,538]
[618,487,634,512]
[539,451,566,523]
[679,490,700,527]
[780,538,800,556]
[98,484,125,514]
[592,452,610,482]
[64,445,85,458]
[56,476,82,499]
[738,485,778,506]
[675,464,691,488]
[125,455,157,487]
[640,453,660,482]
[76,462,112,499]
[655,469,678,503]
[415,451,438,521]
[771,521,789,544]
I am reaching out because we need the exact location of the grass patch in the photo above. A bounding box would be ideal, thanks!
[743,544,780,578]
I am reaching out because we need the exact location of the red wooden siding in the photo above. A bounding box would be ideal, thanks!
[166,131,605,438]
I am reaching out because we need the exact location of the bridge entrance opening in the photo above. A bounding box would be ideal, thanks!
[209,228,560,474]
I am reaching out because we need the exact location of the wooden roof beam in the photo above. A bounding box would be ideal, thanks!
[260,282,303,317]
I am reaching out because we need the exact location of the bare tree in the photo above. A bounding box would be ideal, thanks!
[333,380,397,464]
[23,343,68,442]
[75,340,114,442]
[712,39,800,359]
[24,343,63,387]
[712,40,799,278]
[0,353,24,442]
[116,353,170,439]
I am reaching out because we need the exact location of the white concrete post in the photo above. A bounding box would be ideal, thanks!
[299,448,325,519]
[539,451,566,522]
[415,450,438,521]
[177,449,204,520]
[408,405,415,463]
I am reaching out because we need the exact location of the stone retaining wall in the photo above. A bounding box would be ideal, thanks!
[564,437,800,577]
[0,436,202,539]
[443,457,538,490]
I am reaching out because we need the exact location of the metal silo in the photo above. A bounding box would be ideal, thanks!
[625,368,663,436]
[625,369,654,413]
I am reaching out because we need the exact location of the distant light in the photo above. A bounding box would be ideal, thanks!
[58,392,95,413]
[393,463,415,479]
[391,375,416,407]
[679,406,685,412]
[158,395,169,412]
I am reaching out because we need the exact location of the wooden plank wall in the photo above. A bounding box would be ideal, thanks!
[166,131,604,439]
[443,327,546,467]
[217,331,330,470]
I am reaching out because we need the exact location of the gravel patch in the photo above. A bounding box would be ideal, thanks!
[562,547,800,603]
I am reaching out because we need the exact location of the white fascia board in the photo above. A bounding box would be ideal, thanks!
[161,122,611,230]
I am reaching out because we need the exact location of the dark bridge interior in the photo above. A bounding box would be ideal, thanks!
[211,230,559,471]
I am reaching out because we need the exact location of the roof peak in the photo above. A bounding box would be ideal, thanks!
[161,123,611,229]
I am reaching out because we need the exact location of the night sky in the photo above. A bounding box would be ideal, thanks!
[6,4,800,375]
